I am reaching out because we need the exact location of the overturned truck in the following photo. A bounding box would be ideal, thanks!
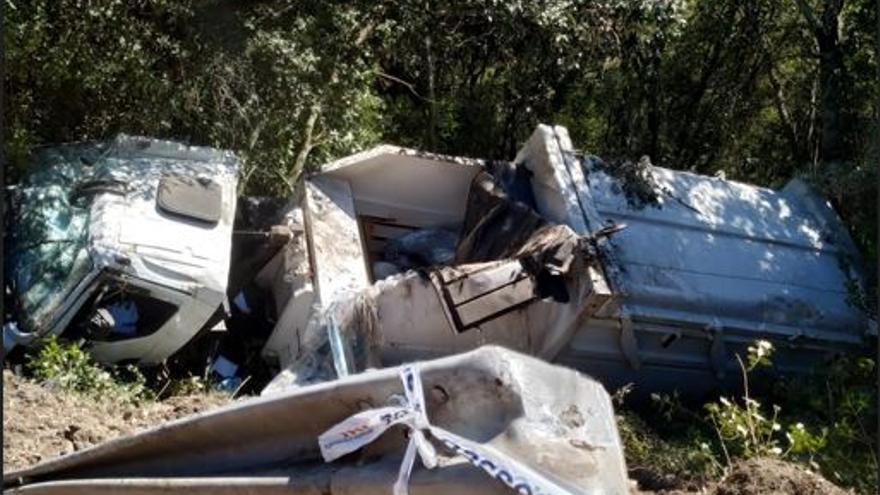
[257,124,874,395]
[4,125,873,397]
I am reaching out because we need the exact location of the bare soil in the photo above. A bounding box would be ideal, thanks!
[711,458,850,495]
[3,370,229,472]
[633,457,852,495]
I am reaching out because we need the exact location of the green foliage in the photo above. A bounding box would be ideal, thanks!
[705,397,789,459]
[617,409,723,485]
[786,422,828,458]
[642,340,877,494]
[25,336,155,404]
[702,341,867,475]
[161,373,209,397]
[744,340,774,371]
[772,355,879,493]
[702,342,786,460]
[4,0,385,195]
[7,0,875,184]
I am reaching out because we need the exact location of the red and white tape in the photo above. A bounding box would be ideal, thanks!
[318,365,576,495]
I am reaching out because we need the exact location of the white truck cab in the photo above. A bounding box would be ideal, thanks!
[4,135,238,364]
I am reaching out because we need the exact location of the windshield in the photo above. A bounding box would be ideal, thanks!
[5,145,98,334]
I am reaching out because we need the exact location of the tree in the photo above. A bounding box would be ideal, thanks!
[793,0,846,164]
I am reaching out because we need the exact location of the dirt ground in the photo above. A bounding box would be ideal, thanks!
[3,370,230,471]
[4,371,853,494]
[709,458,850,495]
[631,457,851,494]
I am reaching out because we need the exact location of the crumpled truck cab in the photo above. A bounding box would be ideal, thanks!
[4,135,239,364]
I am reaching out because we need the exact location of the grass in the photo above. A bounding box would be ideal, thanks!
[617,409,723,490]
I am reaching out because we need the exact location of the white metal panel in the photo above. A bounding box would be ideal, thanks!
[101,135,239,296]
[321,147,481,231]
[517,124,871,394]
[581,157,868,339]
[305,176,372,304]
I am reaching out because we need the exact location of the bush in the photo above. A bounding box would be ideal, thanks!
[617,409,723,488]
[25,336,154,404]
[649,339,878,494]
[701,341,823,461]
[701,341,877,493]
[772,355,878,493]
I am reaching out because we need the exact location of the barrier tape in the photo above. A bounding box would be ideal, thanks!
[318,365,574,495]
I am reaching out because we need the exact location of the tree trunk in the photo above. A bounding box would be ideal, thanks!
[426,32,437,150]
[768,64,803,162]
[794,0,845,163]
[289,104,320,187]
[817,1,845,163]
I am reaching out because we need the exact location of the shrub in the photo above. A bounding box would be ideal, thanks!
[701,340,876,493]
[617,409,723,487]
[635,339,876,494]
[25,336,154,404]
[775,355,878,493]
